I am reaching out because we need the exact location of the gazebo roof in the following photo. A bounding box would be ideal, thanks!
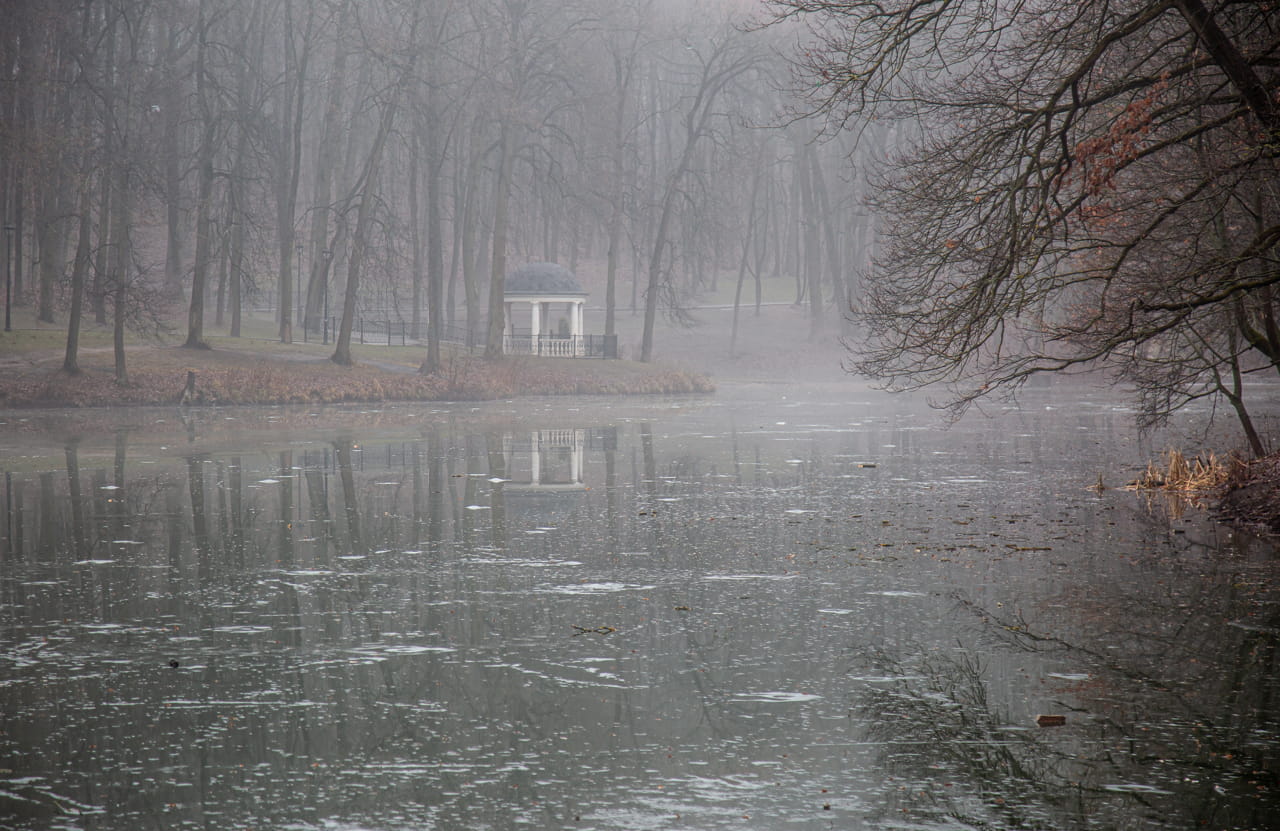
[505,262,586,296]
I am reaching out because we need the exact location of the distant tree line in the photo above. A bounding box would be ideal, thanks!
[0,0,884,379]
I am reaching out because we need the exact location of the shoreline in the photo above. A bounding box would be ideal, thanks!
[0,343,714,410]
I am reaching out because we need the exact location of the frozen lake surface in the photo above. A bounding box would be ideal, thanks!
[0,382,1276,829]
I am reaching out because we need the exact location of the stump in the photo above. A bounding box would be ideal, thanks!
[179,370,197,405]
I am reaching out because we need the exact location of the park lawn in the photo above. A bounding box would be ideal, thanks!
[0,334,713,409]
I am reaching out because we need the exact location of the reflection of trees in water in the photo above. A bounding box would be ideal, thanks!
[928,580,1280,830]
[854,645,1080,829]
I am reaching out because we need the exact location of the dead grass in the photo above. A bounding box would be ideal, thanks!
[0,342,713,409]
[1125,449,1240,493]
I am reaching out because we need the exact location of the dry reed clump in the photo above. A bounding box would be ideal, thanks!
[1125,449,1240,492]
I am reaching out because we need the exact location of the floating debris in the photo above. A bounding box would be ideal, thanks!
[571,625,616,636]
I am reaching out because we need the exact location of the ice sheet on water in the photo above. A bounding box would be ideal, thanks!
[703,574,796,582]
[349,644,455,656]
[731,691,822,703]
[541,581,654,595]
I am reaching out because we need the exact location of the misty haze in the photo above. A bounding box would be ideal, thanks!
[0,1,1278,829]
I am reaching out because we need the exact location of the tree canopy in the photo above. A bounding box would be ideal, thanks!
[770,0,1280,451]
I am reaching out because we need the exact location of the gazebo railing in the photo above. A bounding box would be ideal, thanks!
[504,334,618,359]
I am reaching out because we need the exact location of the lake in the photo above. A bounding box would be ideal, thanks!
[1,382,1276,830]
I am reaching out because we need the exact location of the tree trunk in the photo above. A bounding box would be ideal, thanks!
[332,55,409,366]
[161,7,184,299]
[460,117,484,343]
[408,128,423,340]
[275,0,310,345]
[809,148,847,321]
[730,159,764,358]
[111,168,130,385]
[92,8,117,327]
[183,0,213,350]
[1172,0,1280,140]
[484,124,513,360]
[796,143,823,335]
[423,69,445,373]
[229,210,244,337]
[305,0,348,332]
[63,182,92,374]
[35,191,61,324]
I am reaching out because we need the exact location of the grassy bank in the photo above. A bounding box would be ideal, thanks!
[0,326,713,408]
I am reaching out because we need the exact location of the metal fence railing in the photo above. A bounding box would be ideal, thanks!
[299,319,618,359]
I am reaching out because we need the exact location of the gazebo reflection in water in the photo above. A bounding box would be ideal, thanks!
[502,429,586,490]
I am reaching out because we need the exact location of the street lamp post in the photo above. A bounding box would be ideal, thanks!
[322,249,333,345]
[3,224,14,332]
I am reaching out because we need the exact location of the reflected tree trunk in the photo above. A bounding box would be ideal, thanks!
[335,439,363,555]
[229,456,244,571]
[64,443,86,558]
[37,473,55,562]
[5,476,23,561]
[485,432,507,547]
[187,455,211,578]
[305,466,331,567]
[427,431,445,549]
[278,451,294,567]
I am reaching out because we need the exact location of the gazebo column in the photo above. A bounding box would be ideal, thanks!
[571,300,584,355]
[570,430,582,483]
[530,431,541,484]
[530,301,541,355]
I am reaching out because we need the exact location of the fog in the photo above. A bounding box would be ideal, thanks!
[0,0,886,368]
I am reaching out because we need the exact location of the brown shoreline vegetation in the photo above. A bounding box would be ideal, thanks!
[1127,449,1280,539]
[0,345,714,409]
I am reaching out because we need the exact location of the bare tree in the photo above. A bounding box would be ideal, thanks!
[640,21,759,362]
[331,1,420,366]
[769,0,1280,448]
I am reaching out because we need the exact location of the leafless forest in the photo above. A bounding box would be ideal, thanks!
[1,0,1278,451]
[0,0,882,372]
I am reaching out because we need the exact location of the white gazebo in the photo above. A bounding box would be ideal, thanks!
[503,262,588,356]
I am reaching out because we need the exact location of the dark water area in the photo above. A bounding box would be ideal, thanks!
[0,383,1277,830]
